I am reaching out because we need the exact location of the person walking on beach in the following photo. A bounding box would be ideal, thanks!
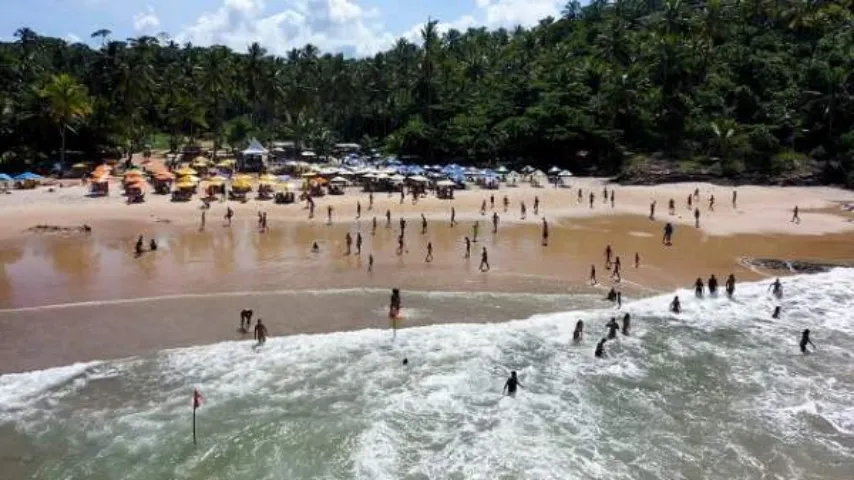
[668,198,675,215]
[709,194,715,212]
[610,190,615,208]
[663,222,674,245]
[694,207,701,228]
[590,264,597,285]
[541,218,549,246]
[257,212,264,229]
[464,236,471,258]
[397,234,405,256]
[634,252,640,268]
[421,214,428,235]
[225,206,234,226]
[605,244,613,269]
[254,319,268,347]
[503,371,523,397]
[534,196,540,215]
[368,253,374,272]
[611,256,622,282]
[356,200,362,219]
[490,194,495,210]
[792,206,800,223]
[589,191,595,209]
[503,195,509,213]
[327,205,333,225]
[345,232,353,255]
[372,216,377,236]
[135,235,144,256]
[200,210,206,230]
[481,199,487,216]
[732,190,737,208]
[577,188,583,204]
[386,209,391,228]
[450,206,456,227]
[687,194,693,210]
[649,200,656,220]
[492,212,500,234]
[308,197,316,219]
[368,191,374,211]
[602,187,608,204]
[356,232,363,255]
[479,247,490,272]
[800,329,815,354]
[400,217,406,236]
[725,273,736,297]
[425,242,433,263]
[520,201,527,220]
[400,188,405,204]
[472,221,480,243]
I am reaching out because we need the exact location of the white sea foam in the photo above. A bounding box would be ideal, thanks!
[1,269,853,479]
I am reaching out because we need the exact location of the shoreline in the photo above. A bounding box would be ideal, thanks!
[2,180,853,373]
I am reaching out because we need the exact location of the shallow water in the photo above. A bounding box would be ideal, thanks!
[1,271,854,479]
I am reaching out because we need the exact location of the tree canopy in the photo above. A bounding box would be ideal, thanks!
[1,1,853,184]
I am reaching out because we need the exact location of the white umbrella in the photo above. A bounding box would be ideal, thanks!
[436,179,456,187]
[496,166,508,173]
[548,166,561,173]
[558,170,573,177]
[362,172,377,179]
[390,174,406,182]
[408,175,429,182]
[329,176,349,184]
[374,173,389,180]
[301,151,317,157]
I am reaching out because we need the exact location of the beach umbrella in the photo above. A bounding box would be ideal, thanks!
[436,179,456,187]
[558,169,573,177]
[14,172,42,180]
[176,179,196,190]
[231,179,252,191]
[408,175,429,183]
[71,162,88,169]
[234,174,253,182]
[329,176,349,184]
[301,171,318,178]
[175,166,197,176]
[277,175,291,182]
[215,159,236,168]
[496,166,508,173]
[259,173,278,182]
[389,174,405,182]
[154,171,175,181]
[548,166,561,173]
[0,173,12,182]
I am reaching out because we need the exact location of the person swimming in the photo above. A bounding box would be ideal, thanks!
[799,329,815,354]
[622,313,631,336]
[670,296,681,314]
[594,338,607,358]
[503,371,523,396]
[772,306,781,319]
[573,320,584,343]
[606,317,619,340]
[606,288,617,302]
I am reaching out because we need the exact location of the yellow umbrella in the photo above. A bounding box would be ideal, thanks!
[176,180,196,190]
[207,176,226,186]
[258,179,278,187]
[175,166,198,176]
[123,170,143,178]
[215,159,236,168]
[231,180,252,191]
[234,174,253,182]
[259,173,278,182]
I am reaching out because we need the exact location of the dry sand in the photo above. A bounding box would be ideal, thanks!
[1,178,853,372]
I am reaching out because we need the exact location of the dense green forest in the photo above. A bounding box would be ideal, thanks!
[1,0,853,184]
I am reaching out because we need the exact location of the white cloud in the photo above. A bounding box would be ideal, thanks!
[133,5,161,33]
[482,0,562,27]
[66,33,81,43]
[475,0,491,8]
[177,0,394,57]
[400,16,478,44]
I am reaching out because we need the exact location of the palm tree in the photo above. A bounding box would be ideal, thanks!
[38,73,93,165]
[90,29,111,47]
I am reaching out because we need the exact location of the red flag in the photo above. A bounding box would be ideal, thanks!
[193,389,203,410]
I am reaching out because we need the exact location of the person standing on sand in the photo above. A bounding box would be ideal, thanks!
[481,199,487,216]
[589,192,595,208]
[490,194,495,209]
[386,209,391,228]
[356,200,361,219]
[464,236,471,258]
[605,245,613,269]
[602,187,608,204]
[372,216,377,236]
[400,217,406,236]
[200,210,206,230]
[534,196,540,215]
[368,191,374,211]
[396,234,405,256]
[792,206,800,223]
[577,189,583,203]
[663,222,674,245]
[368,253,374,272]
[327,205,333,225]
[308,197,315,219]
[732,190,737,208]
[356,232,363,255]
[425,242,433,263]
[611,257,622,282]
[709,194,715,212]
[668,198,675,215]
[254,319,268,347]
[450,207,456,227]
[472,221,480,243]
[421,214,428,235]
[493,212,500,234]
[649,200,656,220]
[479,246,490,272]
[687,194,693,210]
[225,206,234,226]
[590,265,597,285]
[399,188,405,204]
[634,252,640,268]
[610,190,615,208]
[694,208,700,228]
[520,201,527,220]
[503,195,509,212]
[345,232,352,255]
[135,235,144,256]
[541,218,549,246]
[257,211,263,229]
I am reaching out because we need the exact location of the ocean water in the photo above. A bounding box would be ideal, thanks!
[2,271,854,479]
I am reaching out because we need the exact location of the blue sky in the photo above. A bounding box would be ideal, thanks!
[1,0,566,56]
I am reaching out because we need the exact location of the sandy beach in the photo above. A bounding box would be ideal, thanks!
[1,178,853,372]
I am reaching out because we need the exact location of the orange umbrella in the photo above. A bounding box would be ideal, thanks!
[154,171,175,180]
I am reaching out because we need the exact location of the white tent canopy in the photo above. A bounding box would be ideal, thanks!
[408,175,429,183]
[329,176,349,184]
[558,170,573,177]
[436,179,456,187]
[242,137,268,155]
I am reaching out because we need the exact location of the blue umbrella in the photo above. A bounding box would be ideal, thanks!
[0,173,12,181]
[14,172,42,181]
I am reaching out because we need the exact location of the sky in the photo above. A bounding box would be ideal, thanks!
[1,0,568,57]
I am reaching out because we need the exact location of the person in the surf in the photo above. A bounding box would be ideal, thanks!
[595,338,607,358]
[606,317,620,340]
[770,278,783,298]
[622,313,631,335]
[606,287,617,302]
[149,238,157,251]
[503,371,523,397]
[670,296,681,314]
[356,233,363,255]
[402,358,409,366]
[725,274,736,297]
[386,209,391,228]
[573,320,584,343]
[616,291,622,309]
[492,211,500,234]
[421,214,428,234]
[694,277,705,298]
[389,288,402,319]
[708,274,719,296]
[611,256,622,282]
[425,242,433,263]
[772,306,781,319]
[345,232,353,255]
[605,244,613,269]
[663,222,674,246]
[799,329,815,354]
[311,241,320,253]
[541,218,548,246]
[589,264,597,285]
[254,318,268,346]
